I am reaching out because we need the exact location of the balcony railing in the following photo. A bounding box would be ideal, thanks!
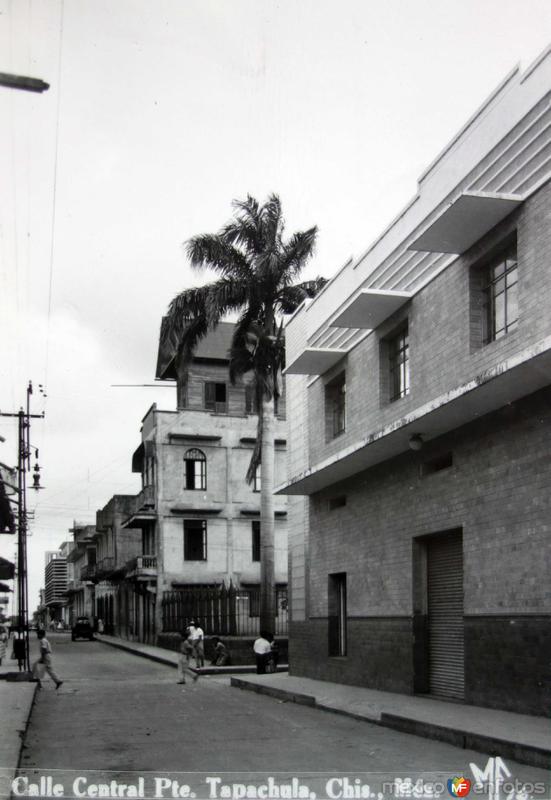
[125,554,157,580]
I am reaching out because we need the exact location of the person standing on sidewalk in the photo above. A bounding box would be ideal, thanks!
[253,631,272,674]
[177,635,198,685]
[188,620,204,668]
[32,630,63,690]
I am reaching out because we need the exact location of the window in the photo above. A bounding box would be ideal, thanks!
[205,382,227,413]
[421,452,453,476]
[183,520,207,561]
[483,244,518,343]
[328,572,347,656]
[252,521,260,562]
[388,326,410,402]
[325,372,346,441]
[253,465,261,493]
[143,456,155,488]
[184,449,206,490]
[328,495,347,511]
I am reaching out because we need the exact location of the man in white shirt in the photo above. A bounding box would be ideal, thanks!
[32,630,63,690]
[253,632,272,674]
[188,620,204,668]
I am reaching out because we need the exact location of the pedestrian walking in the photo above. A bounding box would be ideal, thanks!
[177,635,198,685]
[188,620,204,668]
[210,636,230,666]
[97,618,104,634]
[32,630,63,690]
[253,631,272,674]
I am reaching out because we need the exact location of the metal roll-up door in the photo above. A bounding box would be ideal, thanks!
[427,532,464,700]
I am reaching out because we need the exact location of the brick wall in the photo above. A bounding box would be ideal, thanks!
[307,180,551,468]
[292,386,551,715]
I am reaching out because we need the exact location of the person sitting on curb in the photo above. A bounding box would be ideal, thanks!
[32,630,63,690]
[210,636,230,666]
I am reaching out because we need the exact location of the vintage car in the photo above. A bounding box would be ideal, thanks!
[71,616,94,641]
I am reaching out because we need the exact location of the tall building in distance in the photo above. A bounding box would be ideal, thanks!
[44,548,68,625]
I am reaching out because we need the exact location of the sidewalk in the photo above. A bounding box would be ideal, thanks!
[0,657,37,799]
[231,672,550,770]
[96,633,288,674]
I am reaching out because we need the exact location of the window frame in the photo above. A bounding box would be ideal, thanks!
[183,448,207,491]
[388,325,410,403]
[183,519,207,561]
[204,381,227,413]
[482,243,518,344]
[325,371,346,442]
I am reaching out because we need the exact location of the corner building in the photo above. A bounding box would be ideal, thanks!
[281,49,551,715]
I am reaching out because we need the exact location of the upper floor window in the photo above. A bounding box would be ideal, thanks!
[253,465,261,493]
[205,382,227,413]
[143,456,155,489]
[184,519,207,561]
[482,245,518,343]
[388,326,410,402]
[184,448,206,490]
[325,372,346,441]
[252,521,261,562]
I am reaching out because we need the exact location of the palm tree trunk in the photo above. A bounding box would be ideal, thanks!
[259,394,276,635]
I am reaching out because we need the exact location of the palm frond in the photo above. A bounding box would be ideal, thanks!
[276,277,328,314]
[280,226,318,281]
[185,234,251,280]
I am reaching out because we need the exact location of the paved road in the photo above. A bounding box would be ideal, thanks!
[19,636,548,798]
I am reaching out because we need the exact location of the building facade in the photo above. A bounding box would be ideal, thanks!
[282,49,551,716]
[64,524,96,624]
[44,549,68,625]
[121,321,288,642]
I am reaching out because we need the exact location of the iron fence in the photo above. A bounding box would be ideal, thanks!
[162,582,287,637]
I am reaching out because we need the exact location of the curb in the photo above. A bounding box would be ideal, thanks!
[96,636,288,675]
[230,680,549,770]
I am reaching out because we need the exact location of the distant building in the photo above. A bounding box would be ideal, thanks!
[282,49,551,716]
[113,320,289,643]
[64,524,96,623]
[44,549,68,624]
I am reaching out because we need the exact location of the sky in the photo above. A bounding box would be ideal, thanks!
[1,0,550,613]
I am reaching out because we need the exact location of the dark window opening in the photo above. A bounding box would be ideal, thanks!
[252,521,260,562]
[205,382,227,413]
[328,572,347,656]
[421,452,453,476]
[389,326,410,402]
[184,448,207,490]
[184,520,207,561]
[328,495,347,510]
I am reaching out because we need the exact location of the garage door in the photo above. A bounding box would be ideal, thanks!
[427,532,464,700]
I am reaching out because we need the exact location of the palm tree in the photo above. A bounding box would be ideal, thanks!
[163,194,326,634]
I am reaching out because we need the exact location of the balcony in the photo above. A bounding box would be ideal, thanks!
[96,556,115,580]
[122,485,156,529]
[80,564,97,582]
[125,554,157,581]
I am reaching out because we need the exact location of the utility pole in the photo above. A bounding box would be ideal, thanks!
[1,382,44,671]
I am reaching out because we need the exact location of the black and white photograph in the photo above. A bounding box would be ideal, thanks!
[0,2,550,799]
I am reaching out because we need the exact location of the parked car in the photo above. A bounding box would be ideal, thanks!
[71,617,94,641]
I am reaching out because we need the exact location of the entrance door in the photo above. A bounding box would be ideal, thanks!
[427,531,464,700]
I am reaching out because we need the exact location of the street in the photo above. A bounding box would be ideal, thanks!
[17,635,548,798]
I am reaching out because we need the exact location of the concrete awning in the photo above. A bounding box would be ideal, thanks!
[121,512,156,529]
[409,191,522,254]
[331,289,413,329]
[284,347,348,376]
[0,557,14,580]
[277,335,551,496]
